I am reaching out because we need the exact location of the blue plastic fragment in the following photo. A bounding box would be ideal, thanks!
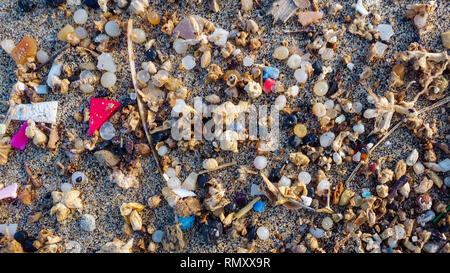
[305,249,311,253]
[387,247,393,253]
[253,200,265,212]
[178,215,195,230]
[362,188,371,198]
[262,67,280,81]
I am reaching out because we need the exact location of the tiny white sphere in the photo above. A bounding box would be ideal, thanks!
[75,27,88,39]
[321,217,333,230]
[132,28,146,44]
[279,176,291,187]
[312,103,326,117]
[324,100,334,109]
[157,145,168,156]
[298,171,311,185]
[182,55,196,70]
[99,122,115,140]
[254,156,267,170]
[289,85,299,97]
[320,132,335,147]
[353,123,365,134]
[335,114,346,124]
[273,46,289,60]
[313,80,329,96]
[36,50,49,63]
[353,101,363,113]
[287,54,302,69]
[257,226,270,240]
[414,15,426,29]
[167,177,181,189]
[105,20,120,37]
[101,72,117,88]
[317,179,330,192]
[73,9,88,25]
[294,69,308,83]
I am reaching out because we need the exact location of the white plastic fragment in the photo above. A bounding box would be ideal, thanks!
[438,159,450,172]
[97,53,117,72]
[0,224,18,236]
[13,101,59,124]
[172,188,197,198]
[34,85,48,95]
[250,183,265,196]
[0,39,15,54]
[377,24,394,41]
[355,0,369,16]
[209,28,229,47]
[46,61,63,87]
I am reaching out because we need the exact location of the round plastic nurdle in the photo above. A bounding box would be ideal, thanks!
[322,217,333,230]
[298,171,311,185]
[254,156,267,170]
[105,21,120,37]
[71,171,86,184]
[101,72,116,88]
[257,227,269,240]
[294,123,307,138]
[313,80,329,96]
[312,103,326,117]
[99,122,116,140]
[73,9,88,25]
[182,55,196,70]
[152,230,164,243]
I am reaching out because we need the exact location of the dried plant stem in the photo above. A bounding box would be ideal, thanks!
[34,44,70,72]
[234,197,261,220]
[412,60,449,103]
[198,161,237,175]
[127,19,165,181]
[345,96,450,186]
[150,125,171,134]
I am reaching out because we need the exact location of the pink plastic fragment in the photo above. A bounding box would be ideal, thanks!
[0,183,18,200]
[263,78,276,93]
[10,121,29,150]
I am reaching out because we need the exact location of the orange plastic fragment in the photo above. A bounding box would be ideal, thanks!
[10,36,37,65]
[298,11,323,27]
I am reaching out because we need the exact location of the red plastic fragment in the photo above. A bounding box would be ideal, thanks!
[10,121,29,150]
[88,98,121,136]
[263,78,276,94]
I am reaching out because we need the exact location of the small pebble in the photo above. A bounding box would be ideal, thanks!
[157,145,168,156]
[80,214,96,232]
[288,135,302,147]
[263,66,280,81]
[178,215,195,230]
[1,39,15,54]
[406,149,419,166]
[61,183,72,192]
[257,226,269,240]
[321,217,333,230]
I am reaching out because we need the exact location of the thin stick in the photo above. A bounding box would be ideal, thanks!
[33,44,70,72]
[344,96,450,186]
[127,19,165,181]
[234,197,261,220]
[150,125,171,135]
[198,161,237,174]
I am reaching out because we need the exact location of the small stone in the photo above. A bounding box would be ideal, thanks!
[80,214,96,232]
[333,152,343,164]
[353,123,365,134]
[203,158,218,170]
[209,28,229,47]
[287,54,302,69]
[313,80,329,96]
[18,0,36,12]
[417,210,435,226]
[290,152,310,166]
[321,217,333,230]
[243,56,254,67]
[438,159,450,172]
[273,46,289,60]
[320,132,335,147]
[303,133,319,146]
[441,31,450,49]
[182,55,196,70]
[73,9,88,25]
[347,63,355,70]
[406,149,419,166]
[254,156,267,170]
[413,162,425,175]
[444,177,450,187]
[152,230,164,243]
[298,11,323,27]
[377,24,394,41]
[301,196,312,206]
[283,114,297,128]
[100,72,116,88]
[353,151,361,162]
[167,177,181,189]
[147,10,160,25]
[105,21,120,37]
[97,53,116,72]
[1,39,15,54]
[0,183,18,200]
[257,226,269,240]
[58,25,75,41]
[99,122,115,140]
[310,226,325,238]
[94,150,120,168]
[298,171,311,185]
